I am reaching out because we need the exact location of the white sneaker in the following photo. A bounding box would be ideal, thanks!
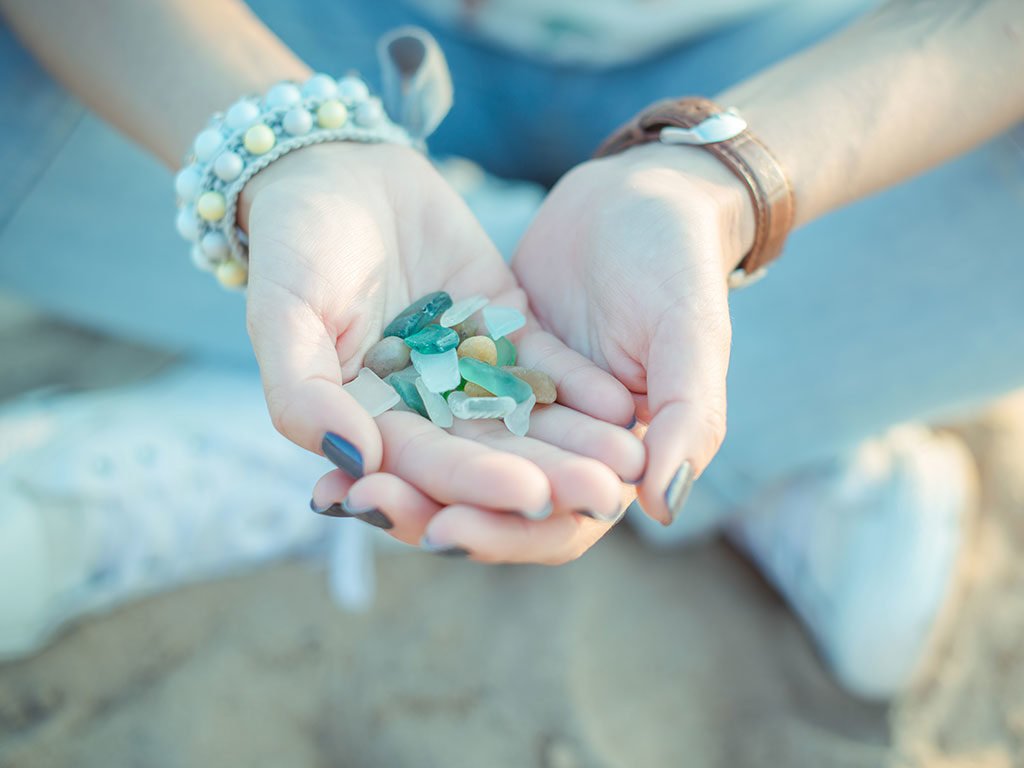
[727,425,976,700]
[0,364,332,660]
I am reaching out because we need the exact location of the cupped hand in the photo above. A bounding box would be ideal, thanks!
[512,143,756,525]
[240,142,644,549]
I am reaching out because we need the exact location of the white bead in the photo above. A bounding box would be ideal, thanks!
[193,129,223,162]
[264,82,301,109]
[337,76,370,104]
[225,99,260,130]
[354,98,383,127]
[302,73,338,100]
[191,244,217,272]
[175,206,200,241]
[213,150,244,182]
[282,107,313,136]
[201,230,230,259]
[173,165,202,201]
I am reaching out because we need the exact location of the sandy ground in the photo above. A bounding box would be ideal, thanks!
[1,296,1022,768]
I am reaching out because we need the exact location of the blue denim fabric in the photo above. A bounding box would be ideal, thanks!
[1,0,1022,526]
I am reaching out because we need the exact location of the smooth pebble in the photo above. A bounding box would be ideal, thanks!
[482,306,526,339]
[453,315,488,342]
[440,295,489,327]
[448,391,517,420]
[503,366,557,404]
[414,377,454,428]
[457,335,497,366]
[343,368,400,417]
[364,336,411,379]
[411,349,461,393]
[463,382,493,398]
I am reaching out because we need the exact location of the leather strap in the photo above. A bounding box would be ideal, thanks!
[595,97,794,277]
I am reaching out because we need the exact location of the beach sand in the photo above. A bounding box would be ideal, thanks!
[1,297,1022,768]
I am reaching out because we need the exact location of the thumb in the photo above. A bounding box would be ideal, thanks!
[636,288,732,526]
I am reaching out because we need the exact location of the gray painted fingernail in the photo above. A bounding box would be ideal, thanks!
[664,461,695,526]
[421,536,470,557]
[576,508,625,524]
[523,501,553,521]
[322,432,364,479]
[309,497,393,530]
[625,414,638,430]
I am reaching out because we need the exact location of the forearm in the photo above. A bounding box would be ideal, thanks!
[0,0,309,168]
[718,0,1024,228]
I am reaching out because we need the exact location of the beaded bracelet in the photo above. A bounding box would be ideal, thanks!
[173,73,415,290]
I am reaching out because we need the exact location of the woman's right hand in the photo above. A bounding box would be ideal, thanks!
[240,142,645,528]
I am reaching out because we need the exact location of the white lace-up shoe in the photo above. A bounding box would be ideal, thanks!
[0,365,330,660]
[727,425,976,699]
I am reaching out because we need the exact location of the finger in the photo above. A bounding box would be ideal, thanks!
[525,403,645,483]
[515,330,635,426]
[376,409,551,517]
[638,297,731,526]
[423,505,617,565]
[312,469,442,546]
[450,419,625,522]
[247,281,383,478]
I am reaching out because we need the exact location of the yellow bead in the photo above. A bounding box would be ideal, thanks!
[316,99,348,129]
[215,260,248,288]
[243,123,276,155]
[196,191,226,222]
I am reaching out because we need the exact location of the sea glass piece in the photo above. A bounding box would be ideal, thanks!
[448,391,517,420]
[495,336,517,366]
[411,349,461,393]
[457,335,497,366]
[439,294,488,327]
[383,291,453,339]
[343,367,400,417]
[482,305,525,339]
[453,315,487,342]
[459,358,532,403]
[414,376,454,428]
[504,394,536,437]
[404,324,459,354]
[503,366,557,404]
[385,367,427,417]
[363,336,411,379]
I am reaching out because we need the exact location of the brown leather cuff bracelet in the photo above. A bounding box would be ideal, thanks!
[595,97,794,284]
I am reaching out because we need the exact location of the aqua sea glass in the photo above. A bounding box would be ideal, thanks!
[383,291,453,339]
[414,376,454,428]
[439,294,488,327]
[482,305,525,339]
[411,349,461,393]
[494,336,517,366]
[403,325,459,354]
[503,394,536,437]
[447,391,517,420]
[385,367,427,417]
[343,367,401,417]
[458,358,532,403]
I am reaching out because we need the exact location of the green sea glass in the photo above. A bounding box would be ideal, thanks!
[385,367,427,417]
[404,325,459,354]
[495,336,517,366]
[383,291,453,339]
[458,358,532,403]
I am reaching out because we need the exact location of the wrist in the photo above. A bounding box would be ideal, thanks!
[608,143,757,277]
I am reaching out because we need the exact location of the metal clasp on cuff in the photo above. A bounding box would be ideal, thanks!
[659,109,747,146]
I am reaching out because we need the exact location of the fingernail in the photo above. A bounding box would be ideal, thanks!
[322,432,364,479]
[625,414,638,430]
[523,501,552,521]
[576,507,625,524]
[421,536,470,558]
[664,461,695,526]
[342,499,394,530]
[309,498,393,530]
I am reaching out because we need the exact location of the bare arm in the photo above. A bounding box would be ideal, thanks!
[717,0,1024,233]
[0,0,310,167]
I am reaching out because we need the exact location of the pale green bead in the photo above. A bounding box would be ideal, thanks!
[243,123,276,154]
[196,191,226,222]
[215,260,248,288]
[317,99,349,129]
